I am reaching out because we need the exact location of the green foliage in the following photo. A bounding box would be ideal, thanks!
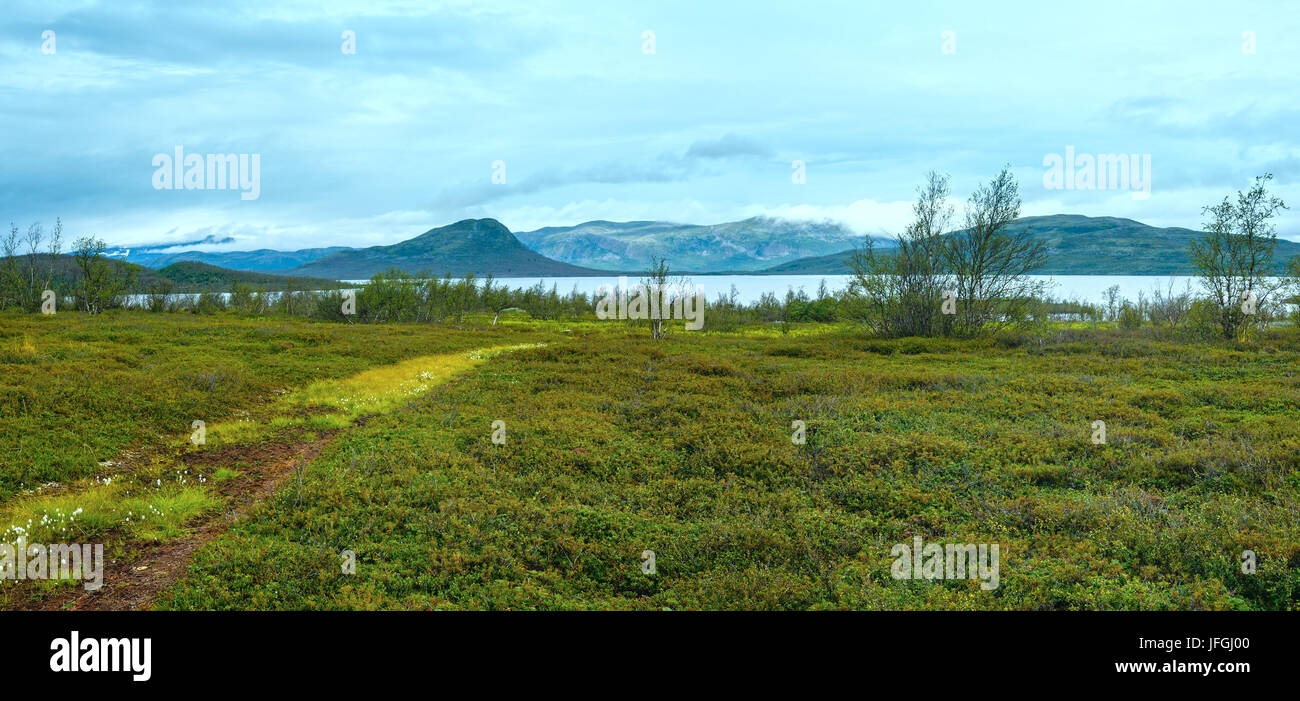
[154,261,342,293]
[1190,174,1290,340]
[0,311,550,503]
[19,316,1270,611]
[848,168,1047,338]
[193,291,227,315]
[787,297,838,322]
[228,282,271,316]
[5,307,1299,611]
[1117,304,1144,330]
[72,236,135,314]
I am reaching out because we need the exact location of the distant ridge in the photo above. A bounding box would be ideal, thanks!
[116,213,1300,279]
[284,218,614,279]
[154,261,345,291]
[515,216,879,273]
[757,214,1300,275]
[126,246,351,272]
[1,256,345,293]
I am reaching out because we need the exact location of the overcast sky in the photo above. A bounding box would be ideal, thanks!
[2,0,1298,252]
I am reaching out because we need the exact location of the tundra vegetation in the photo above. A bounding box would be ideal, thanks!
[1,172,1298,610]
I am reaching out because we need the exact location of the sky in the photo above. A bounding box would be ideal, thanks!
[2,0,1298,253]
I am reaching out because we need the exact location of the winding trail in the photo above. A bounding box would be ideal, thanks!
[32,344,541,611]
[48,437,332,610]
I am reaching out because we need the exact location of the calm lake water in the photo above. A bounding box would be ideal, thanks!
[482,275,1208,305]
[144,275,1238,308]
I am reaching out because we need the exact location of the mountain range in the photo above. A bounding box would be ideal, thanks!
[513,216,886,273]
[763,215,1300,275]
[114,233,351,271]
[282,218,605,279]
[112,214,1300,279]
[126,246,352,271]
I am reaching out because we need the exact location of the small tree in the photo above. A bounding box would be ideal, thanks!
[1103,284,1121,322]
[849,170,954,337]
[943,166,1047,336]
[1148,279,1194,329]
[641,257,671,339]
[1190,174,1288,340]
[0,223,20,309]
[145,279,174,312]
[3,220,62,311]
[73,235,133,314]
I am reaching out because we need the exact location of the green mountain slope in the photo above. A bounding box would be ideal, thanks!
[285,219,612,279]
[4,256,344,294]
[759,214,1300,275]
[154,261,345,291]
[759,250,857,274]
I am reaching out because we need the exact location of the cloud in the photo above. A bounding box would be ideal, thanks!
[3,0,1300,249]
[685,134,773,160]
[429,153,696,209]
[0,1,544,73]
[744,198,918,237]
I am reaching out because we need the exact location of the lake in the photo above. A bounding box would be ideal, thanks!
[132,273,1279,312]
[479,275,1209,305]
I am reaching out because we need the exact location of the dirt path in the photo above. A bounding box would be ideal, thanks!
[21,345,537,611]
[42,434,335,611]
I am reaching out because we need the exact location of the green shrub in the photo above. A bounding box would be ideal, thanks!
[1118,304,1144,330]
